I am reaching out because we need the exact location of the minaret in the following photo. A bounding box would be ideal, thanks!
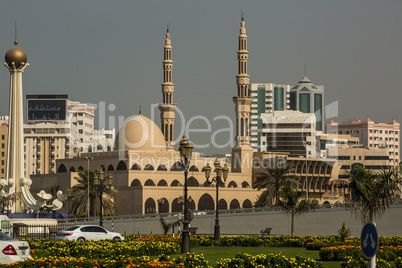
[3,34,29,212]
[159,26,177,150]
[231,15,254,173]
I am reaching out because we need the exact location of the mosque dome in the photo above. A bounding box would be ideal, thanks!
[5,46,27,69]
[114,115,166,151]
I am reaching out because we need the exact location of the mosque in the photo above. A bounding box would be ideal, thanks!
[28,18,340,215]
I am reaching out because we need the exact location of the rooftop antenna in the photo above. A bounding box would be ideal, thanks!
[167,23,169,33]
[14,20,18,46]
[241,11,244,21]
[139,105,142,115]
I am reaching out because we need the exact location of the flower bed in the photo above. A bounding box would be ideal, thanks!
[216,252,324,268]
[320,245,402,261]
[27,239,179,259]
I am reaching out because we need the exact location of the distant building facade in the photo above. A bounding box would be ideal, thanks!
[316,133,359,159]
[23,99,114,176]
[326,118,400,165]
[259,110,317,158]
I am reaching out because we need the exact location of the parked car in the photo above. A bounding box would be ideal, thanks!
[55,225,124,242]
[0,231,31,264]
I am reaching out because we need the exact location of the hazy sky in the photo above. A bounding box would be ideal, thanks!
[1,1,401,155]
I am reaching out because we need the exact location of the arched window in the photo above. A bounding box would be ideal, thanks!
[171,180,180,186]
[242,199,252,208]
[131,179,141,187]
[158,198,169,213]
[57,164,67,173]
[157,180,168,186]
[107,164,114,171]
[97,144,103,151]
[157,165,167,171]
[218,199,227,210]
[144,179,155,186]
[88,145,92,153]
[107,145,111,152]
[230,199,240,209]
[228,181,237,188]
[144,164,154,171]
[145,198,156,214]
[198,193,214,211]
[187,177,199,187]
[241,181,250,188]
[189,165,199,172]
[131,164,141,170]
[171,161,184,171]
[116,161,127,170]
[69,166,76,172]
[172,198,181,213]
[78,166,84,171]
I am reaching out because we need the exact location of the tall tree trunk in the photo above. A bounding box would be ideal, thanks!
[291,211,295,236]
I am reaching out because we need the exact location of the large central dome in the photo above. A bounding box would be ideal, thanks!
[114,115,166,151]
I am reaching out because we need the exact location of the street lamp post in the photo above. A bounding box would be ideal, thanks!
[203,159,229,242]
[93,171,113,227]
[179,136,194,254]
[84,156,93,220]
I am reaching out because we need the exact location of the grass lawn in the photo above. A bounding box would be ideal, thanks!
[169,246,343,268]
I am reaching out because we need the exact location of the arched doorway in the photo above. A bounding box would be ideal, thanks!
[198,193,214,211]
[145,198,156,214]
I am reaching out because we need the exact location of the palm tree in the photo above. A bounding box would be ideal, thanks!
[277,185,318,236]
[68,169,118,217]
[253,160,297,207]
[159,217,181,235]
[348,165,401,223]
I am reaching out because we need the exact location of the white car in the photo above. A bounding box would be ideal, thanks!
[0,231,31,264]
[55,225,124,242]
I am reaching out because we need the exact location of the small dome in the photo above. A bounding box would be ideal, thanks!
[5,47,27,68]
[114,115,166,151]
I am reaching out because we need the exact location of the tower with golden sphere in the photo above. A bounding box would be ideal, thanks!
[159,27,177,150]
[2,37,29,212]
[231,16,254,173]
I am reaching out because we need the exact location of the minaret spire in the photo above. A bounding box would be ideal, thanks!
[231,16,254,173]
[158,26,177,150]
[14,21,18,46]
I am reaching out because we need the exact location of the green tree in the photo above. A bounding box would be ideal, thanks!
[277,185,318,236]
[348,165,401,223]
[338,222,351,242]
[68,169,118,217]
[253,160,297,207]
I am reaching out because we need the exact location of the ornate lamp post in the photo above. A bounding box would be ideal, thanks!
[179,136,194,254]
[93,171,113,227]
[204,159,229,242]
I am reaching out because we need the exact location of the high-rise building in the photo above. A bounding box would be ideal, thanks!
[249,83,291,149]
[326,117,400,165]
[250,76,324,151]
[289,76,324,131]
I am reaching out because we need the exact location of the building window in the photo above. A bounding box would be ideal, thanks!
[1,135,4,140]
[1,152,4,157]
[1,169,3,174]
[1,144,4,149]
[380,130,383,134]
[385,131,388,134]
[370,130,372,133]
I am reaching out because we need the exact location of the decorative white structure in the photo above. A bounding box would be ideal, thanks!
[1,37,64,212]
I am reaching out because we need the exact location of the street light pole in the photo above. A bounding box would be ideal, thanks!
[93,171,113,227]
[204,160,229,242]
[84,156,93,220]
[179,136,194,254]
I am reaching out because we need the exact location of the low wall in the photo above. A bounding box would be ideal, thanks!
[99,205,402,237]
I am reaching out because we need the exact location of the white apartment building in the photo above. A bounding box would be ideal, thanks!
[24,100,95,176]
